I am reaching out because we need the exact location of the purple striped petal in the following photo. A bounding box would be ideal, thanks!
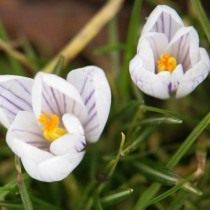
[176,48,210,98]
[32,72,88,123]
[67,66,111,143]
[50,133,86,155]
[6,111,50,153]
[0,76,33,128]
[129,54,170,99]
[166,27,200,71]
[6,110,85,182]
[137,33,168,73]
[142,5,184,41]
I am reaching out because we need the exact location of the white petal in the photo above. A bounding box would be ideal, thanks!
[32,72,88,124]
[142,5,184,41]
[6,111,52,162]
[170,64,184,93]
[176,48,210,98]
[62,113,84,136]
[137,36,155,72]
[21,159,43,181]
[156,70,171,93]
[6,111,49,150]
[0,76,33,128]
[8,137,52,162]
[156,68,184,96]
[137,33,168,68]
[157,65,184,95]
[167,27,199,70]
[129,54,170,99]
[67,66,111,143]
[50,133,86,155]
[22,152,84,182]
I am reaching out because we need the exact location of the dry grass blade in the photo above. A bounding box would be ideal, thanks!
[43,0,125,72]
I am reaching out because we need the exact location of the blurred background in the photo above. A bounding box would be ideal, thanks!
[0,0,209,72]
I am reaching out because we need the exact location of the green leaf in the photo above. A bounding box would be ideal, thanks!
[0,202,23,209]
[135,161,201,195]
[191,0,210,43]
[118,0,143,99]
[167,111,210,169]
[0,23,26,75]
[94,197,103,210]
[133,111,210,209]
[101,188,133,206]
[0,179,17,200]
[140,105,182,120]
[167,190,189,210]
[133,183,161,210]
[52,56,65,75]
[140,117,183,125]
[122,127,154,156]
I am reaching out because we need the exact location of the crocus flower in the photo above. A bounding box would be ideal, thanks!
[0,66,111,182]
[130,5,210,99]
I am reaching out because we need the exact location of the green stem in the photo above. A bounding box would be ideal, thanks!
[122,127,154,156]
[97,133,126,194]
[80,133,126,210]
[15,157,33,210]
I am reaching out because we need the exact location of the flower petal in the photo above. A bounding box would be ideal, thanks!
[176,48,210,98]
[6,111,51,161]
[137,33,168,71]
[156,65,184,95]
[166,27,199,71]
[67,66,111,143]
[156,71,171,93]
[50,133,86,156]
[170,64,184,93]
[21,152,84,182]
[130,54,170,99]
[62,113,84,136]
[142,5,184,41]
[0,76,33,128]
[7,111,85,182]
[32,72,88,123]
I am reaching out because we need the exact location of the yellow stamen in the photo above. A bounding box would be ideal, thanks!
[157,53,177,73]
[39,113,67,141]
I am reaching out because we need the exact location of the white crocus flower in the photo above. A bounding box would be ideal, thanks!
[0,66,111,182]
[130,5,210,99]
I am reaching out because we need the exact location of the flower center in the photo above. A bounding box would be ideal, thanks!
[38,113,67,142]
[157,53,177,73]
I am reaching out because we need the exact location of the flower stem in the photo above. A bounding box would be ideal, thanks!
[15,156,33,210]
[96,133,126,194]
